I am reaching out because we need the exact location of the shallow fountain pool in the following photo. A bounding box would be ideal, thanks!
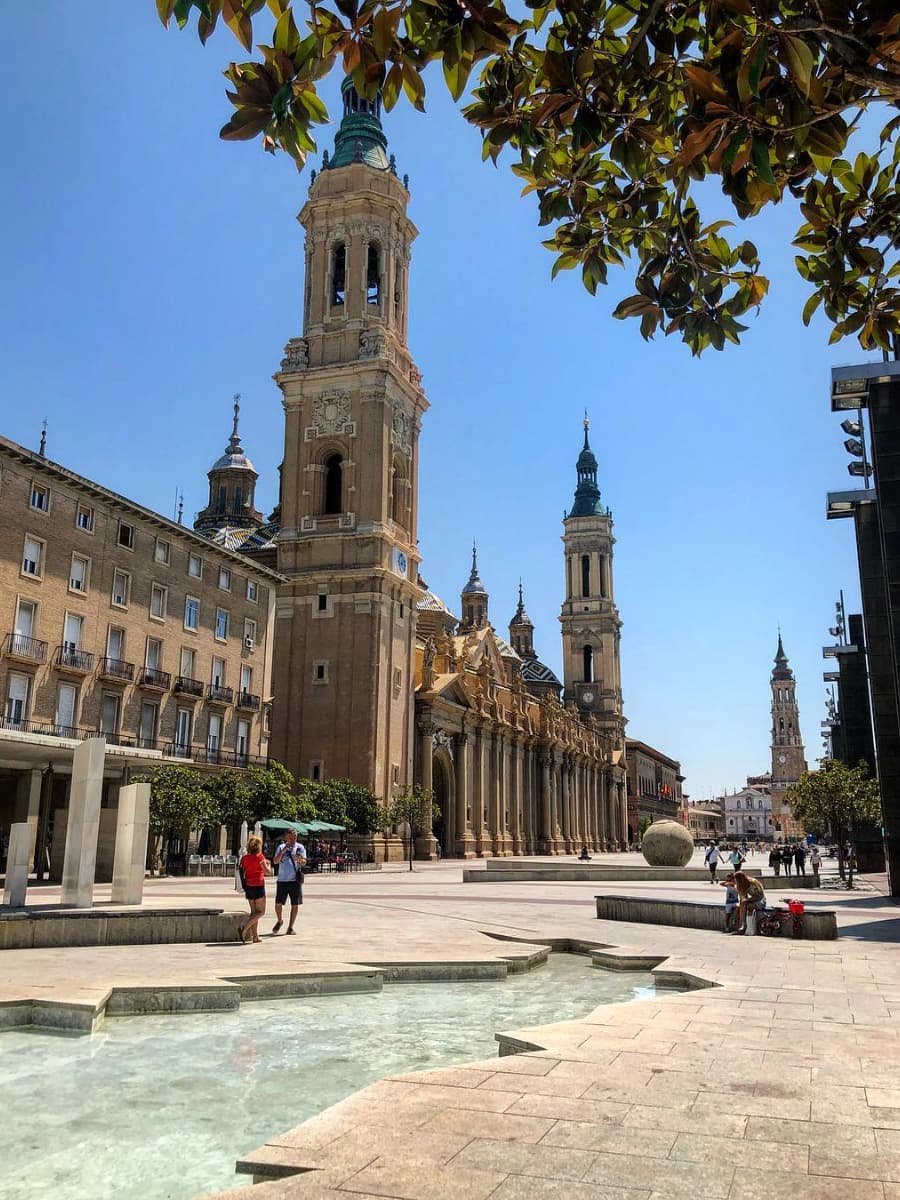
[0,955,660,1200]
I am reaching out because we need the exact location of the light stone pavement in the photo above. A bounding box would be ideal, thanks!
[7,850,900,1199]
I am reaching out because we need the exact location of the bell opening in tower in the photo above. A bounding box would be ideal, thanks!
[581,554,590,598]
[323,454,343,515]
[367,244,381,307]
[331,243,346,308]
[583,644,594,683]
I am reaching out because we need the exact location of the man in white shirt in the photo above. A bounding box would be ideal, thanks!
[272,828,307,935]
[704,842,722,882]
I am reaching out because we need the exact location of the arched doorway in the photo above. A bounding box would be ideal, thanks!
[432,752,454,856]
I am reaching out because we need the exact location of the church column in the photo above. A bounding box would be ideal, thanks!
[522,743,533,854]
[539,750,552,853]
[491,732,504,856]
[455,728,475,858]
[511,737,523,855]
[573,757,584,851]
[592,765,603,851]
[472,727,486,856]
[551,752,563,854]
[560,756,572,853]
[415,716,437,860]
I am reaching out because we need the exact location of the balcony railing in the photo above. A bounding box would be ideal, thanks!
[0,715,95,740]
[162,743,266,769]
[236,691,261,711]
[207,684,234,705]
[139,667,171,691]
[99,656,135,682]
[55,645,94,673]
[4,633,48,663]
[174,675,204,698]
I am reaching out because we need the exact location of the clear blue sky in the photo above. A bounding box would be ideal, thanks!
[3,6,880,800]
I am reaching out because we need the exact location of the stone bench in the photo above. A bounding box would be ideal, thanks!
[595,894,838,939]
[0,907,243,950]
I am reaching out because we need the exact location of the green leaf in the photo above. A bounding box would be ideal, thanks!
[751,138,777,186]
[802,292,822,326]
[781,34,815,99]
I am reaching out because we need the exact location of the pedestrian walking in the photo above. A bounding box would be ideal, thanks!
[272,828,307,935]
[794,843,807,876]
[729,845,746,871]
[782,846,793,877]
[238,835,271,944]
[769,845,782,877]
[704,842,722,882]
[810,844,821,883]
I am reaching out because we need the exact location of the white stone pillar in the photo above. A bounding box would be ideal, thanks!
[26,769,42,871]
[3,822,30,907]
[60,737,106,908]
[111,782,151,906]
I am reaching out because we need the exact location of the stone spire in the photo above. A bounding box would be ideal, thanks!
[459,543,489,632]
[772,629,793,680]
[569,415,605,518]
[194,393,263,534]
[328,77,390,171]
[509,580,535,659]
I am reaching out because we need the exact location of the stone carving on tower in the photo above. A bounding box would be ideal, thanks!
[268,77,427,796]
[769,632,808,839]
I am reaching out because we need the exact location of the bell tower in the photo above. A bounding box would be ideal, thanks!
[269,80,428,794]
[770,632,808,838]
[559,419,624,743]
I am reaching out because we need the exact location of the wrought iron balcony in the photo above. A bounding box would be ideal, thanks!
[4,632,48,663]
[139,667,171,691]
[173,675,204,698]
[236,691,261,711]
[98,656,135,682]
[207,684,234,705]
[55,645,94,673]
[161,742,265,769]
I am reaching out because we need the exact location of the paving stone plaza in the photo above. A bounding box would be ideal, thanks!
[3,850,900,1199]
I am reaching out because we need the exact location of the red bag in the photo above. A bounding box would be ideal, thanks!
[787,899,805,915]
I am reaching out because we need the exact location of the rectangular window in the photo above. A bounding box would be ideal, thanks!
[218,567,231,591]
[107,626,125,661]
[6,672,30,725]
[207,712,222,754]
[154,538,170,565]
[236,719,250,765]
[215,608,229,640]
[15,599,36,639]
[117,521,134,550]
[188,553,202,579]
[310,761,322,783]
[22,536,43,577]
[179,647,196,678]
[211,657,226,687]
[150,583,167,620]
[63,612,83,650]
[175,708,193,752]
[76,503,94,532]
[139,701,158,748]
[144,637,162,673]
[112,570,130,608]
[184,596,199,631]
[99,693,120,739]
[246,578,258,602]
[240,665,252,694]
[30,482,50,512]
[317,593,328,612]
[56,683,78,734]
[313,661,328,683]
[244,618,257,645]
[69,553,89,593]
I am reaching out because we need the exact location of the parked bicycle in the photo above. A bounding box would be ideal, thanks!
[757,897,805,938]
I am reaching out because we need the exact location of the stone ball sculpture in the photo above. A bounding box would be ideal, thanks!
[641,819,694,868]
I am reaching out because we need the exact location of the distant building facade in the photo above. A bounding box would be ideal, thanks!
[722,783,773,842]
[685,801,724,841]
[624,738,684,843]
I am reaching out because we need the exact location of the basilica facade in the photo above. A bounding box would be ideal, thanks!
[253,80,628,856]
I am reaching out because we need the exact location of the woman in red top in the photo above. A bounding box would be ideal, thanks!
[238,834,271,944]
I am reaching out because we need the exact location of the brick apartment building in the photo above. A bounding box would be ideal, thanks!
[0,431,281,874]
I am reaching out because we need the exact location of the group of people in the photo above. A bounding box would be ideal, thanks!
[237,829,307,944]
[769,843,821,879]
